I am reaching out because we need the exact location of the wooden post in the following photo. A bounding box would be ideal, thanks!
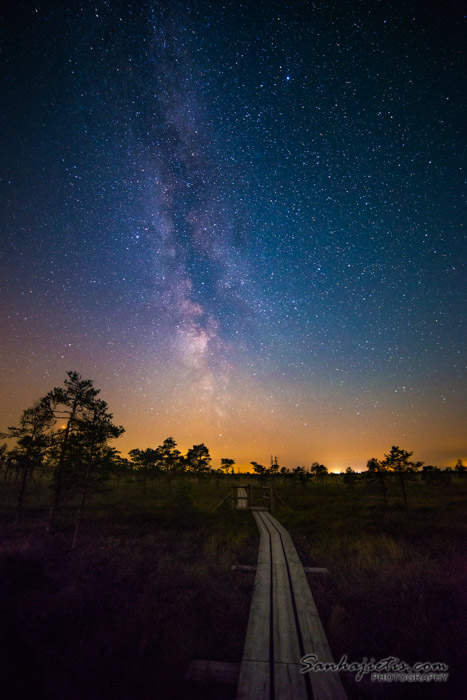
[248,483,252,510]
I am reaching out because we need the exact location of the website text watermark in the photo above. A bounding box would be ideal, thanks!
[300,654,449,683]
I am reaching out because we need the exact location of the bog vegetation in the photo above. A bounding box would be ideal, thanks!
[0,372,465,699]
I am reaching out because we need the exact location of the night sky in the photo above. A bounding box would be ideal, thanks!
[1,0,465,471]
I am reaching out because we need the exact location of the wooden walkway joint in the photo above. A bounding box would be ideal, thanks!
[236,491,347,700]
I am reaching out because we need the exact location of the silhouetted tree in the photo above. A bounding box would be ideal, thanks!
[129,438,183,481]
[251,461,267,477]
[0,402,54,523]
[365,457,389,509]
[269,456,280,476]
[220,458,235,475]
[42,371,101,530]
[383,445,422,512]
[158,437,183,472]
[185,444,211,476]
[70,400,123,548]
[310,462,328,486]
[421,465,452,486]
[129,448,161,499]
[107,453,131,473]
[343,466,357,489]
[454,459,466,477]
[129,448,161,472]
[291,466,309,486]
[0,443,8,477]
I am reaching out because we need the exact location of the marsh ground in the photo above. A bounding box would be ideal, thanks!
[0,473,465,699]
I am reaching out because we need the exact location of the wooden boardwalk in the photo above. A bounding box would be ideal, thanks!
[235,486,249,510]
[236,497,347,700]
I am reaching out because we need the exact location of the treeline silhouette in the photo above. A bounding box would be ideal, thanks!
[1,371,465,532]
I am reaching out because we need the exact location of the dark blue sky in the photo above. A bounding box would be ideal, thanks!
[1,0,465,469]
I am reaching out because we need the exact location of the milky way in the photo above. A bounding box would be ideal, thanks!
[1,0,465,469]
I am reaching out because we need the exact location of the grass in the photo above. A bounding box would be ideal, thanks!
[0,472,466,699]
[275,476,467,699]
[0,474,258,700]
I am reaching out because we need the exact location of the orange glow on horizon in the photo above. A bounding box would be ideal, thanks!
[0,365,465,474]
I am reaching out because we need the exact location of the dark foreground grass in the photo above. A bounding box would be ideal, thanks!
[0,475,258,700]
[275,477,467,699]
[0,474,466,699]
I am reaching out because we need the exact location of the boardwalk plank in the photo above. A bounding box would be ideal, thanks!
[237,661,269,700]
[274,663,307,700]
[239,562,270,662]
[264,513,347,698]
[237,512,271,700]
[236,487,249,509]
[269,533,301,665]
[237,500,347,700]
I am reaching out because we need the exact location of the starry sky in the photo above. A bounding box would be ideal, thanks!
[1,0,466,471]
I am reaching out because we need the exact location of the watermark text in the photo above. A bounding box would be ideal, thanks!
[300,654,449,683]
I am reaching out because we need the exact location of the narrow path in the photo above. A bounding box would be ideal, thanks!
[236,500,347,699]
[235,486,249,509]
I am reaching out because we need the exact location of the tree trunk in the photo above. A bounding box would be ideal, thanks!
[47,403,76,531]
[399,472,408,512]
[15,463,30,525]
[71,461,92,550]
